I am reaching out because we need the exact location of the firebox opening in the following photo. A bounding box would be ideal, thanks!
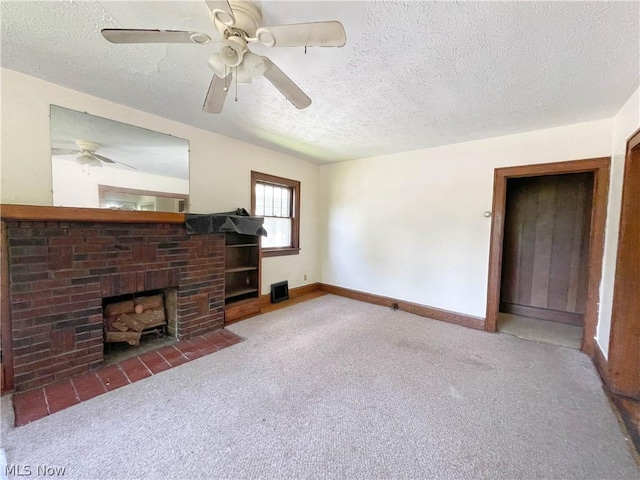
[102,288,178,364]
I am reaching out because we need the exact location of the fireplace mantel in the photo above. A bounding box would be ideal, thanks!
[1,205,185,224]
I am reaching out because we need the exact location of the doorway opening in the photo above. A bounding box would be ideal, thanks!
[485,157,610,354]
[498,173,593,349]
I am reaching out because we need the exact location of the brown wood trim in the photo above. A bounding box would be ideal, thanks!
[593,342,610,386]
[259,282,320,308]
[251,171,301,257]
[262,247,300,257]
[226,283,321,323]
[486,169,508,333]
[494,157,611,178]
[319,283,485,330]
[485,157,610,357]
[628,127,640,151]
[1,220,14,393]
[0,205,185,224]
[258,235,262,310]
[608,132,640,398]
[500,302,583,326]
[582,159,610,356]
[225,298,261,325]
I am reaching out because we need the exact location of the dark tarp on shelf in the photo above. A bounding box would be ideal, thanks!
[185,208,267,236]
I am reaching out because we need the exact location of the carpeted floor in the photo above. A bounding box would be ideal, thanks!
[1,295,638,479]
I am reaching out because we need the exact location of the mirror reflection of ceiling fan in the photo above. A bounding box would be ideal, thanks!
[101,0,346,113]
[52,140,137,169]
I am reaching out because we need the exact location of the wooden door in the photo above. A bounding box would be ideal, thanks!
[608,130,640,398]
[500,173,594,325]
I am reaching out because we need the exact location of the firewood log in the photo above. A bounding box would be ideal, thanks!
[104,316,127,332]
[134,307,166,326]
[111,320,129,332]
[104,300,135,317]
[118,313,145,332]
[105,330,141,346]
[134,294,164,311]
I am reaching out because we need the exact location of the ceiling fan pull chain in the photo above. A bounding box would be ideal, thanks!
[223,66,229,92]
[235,70,238,102]
[304,46,307,55]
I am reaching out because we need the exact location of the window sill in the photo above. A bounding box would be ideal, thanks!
[262,247,300,258]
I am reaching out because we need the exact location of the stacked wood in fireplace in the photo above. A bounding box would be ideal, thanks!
[104,294,166,346]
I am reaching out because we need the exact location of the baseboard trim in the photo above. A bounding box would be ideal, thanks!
[259,282,320,308]
[318,283,485,330]
[500,302,583,326]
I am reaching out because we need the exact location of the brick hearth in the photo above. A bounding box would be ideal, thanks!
[5,219,225,392]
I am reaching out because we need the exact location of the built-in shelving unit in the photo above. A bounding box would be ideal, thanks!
[224,232,261,324]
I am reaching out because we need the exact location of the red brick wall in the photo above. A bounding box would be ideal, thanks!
[5,221,224,392]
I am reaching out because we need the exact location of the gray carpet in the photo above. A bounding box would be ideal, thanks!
[1,295,638,479]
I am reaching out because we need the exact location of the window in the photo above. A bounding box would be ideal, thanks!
[251,171,300,257]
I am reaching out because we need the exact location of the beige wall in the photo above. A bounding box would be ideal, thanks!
[0,68,320,293]
[318,117,623,352]
[597,87,640,357]
[3,68,638,357]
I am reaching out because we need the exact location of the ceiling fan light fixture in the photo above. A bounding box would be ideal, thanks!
[220,36,246,67]
[207,53,227,78]
[242,52,267,79]
[100,3,346,115]
[77,154,102,168]
[234,64,253,85]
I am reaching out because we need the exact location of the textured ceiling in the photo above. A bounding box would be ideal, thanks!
[1,1,639,164]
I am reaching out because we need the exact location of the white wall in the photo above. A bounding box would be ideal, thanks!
[597,87,640,357]
[319,119,614,318]
[1,68,320,293]
[52,158,189,208]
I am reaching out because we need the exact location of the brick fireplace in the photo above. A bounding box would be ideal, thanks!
[2,207,225,392]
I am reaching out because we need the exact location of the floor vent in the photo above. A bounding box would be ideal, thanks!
[270,281,289,304]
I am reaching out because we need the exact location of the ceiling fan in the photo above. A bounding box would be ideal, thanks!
[101,0,346,113]
[52,140,136,169]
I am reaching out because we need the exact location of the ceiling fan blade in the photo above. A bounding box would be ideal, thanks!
[52,148,80,155]
[92,153,137,170]
[203,74,231,114]
[101,29,211,45]
[262,58,311,110]
[92,154,115,164]
[205,0,235,26]
[114,161,137,170]
[255,21,346,48]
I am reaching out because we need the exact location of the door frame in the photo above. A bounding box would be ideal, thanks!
[485,157,611,355]
[608,128,640,398]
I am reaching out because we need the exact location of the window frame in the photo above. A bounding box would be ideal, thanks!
[251,171,300,257]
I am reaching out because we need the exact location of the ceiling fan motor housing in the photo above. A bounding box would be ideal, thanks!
[212,1,262,39]
[76,140,100,153]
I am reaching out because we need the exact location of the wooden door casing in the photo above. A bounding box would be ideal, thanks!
[608,130,640,399]
[500,173,594,325]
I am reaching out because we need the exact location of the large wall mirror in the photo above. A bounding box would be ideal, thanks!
[50,106,189,213]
